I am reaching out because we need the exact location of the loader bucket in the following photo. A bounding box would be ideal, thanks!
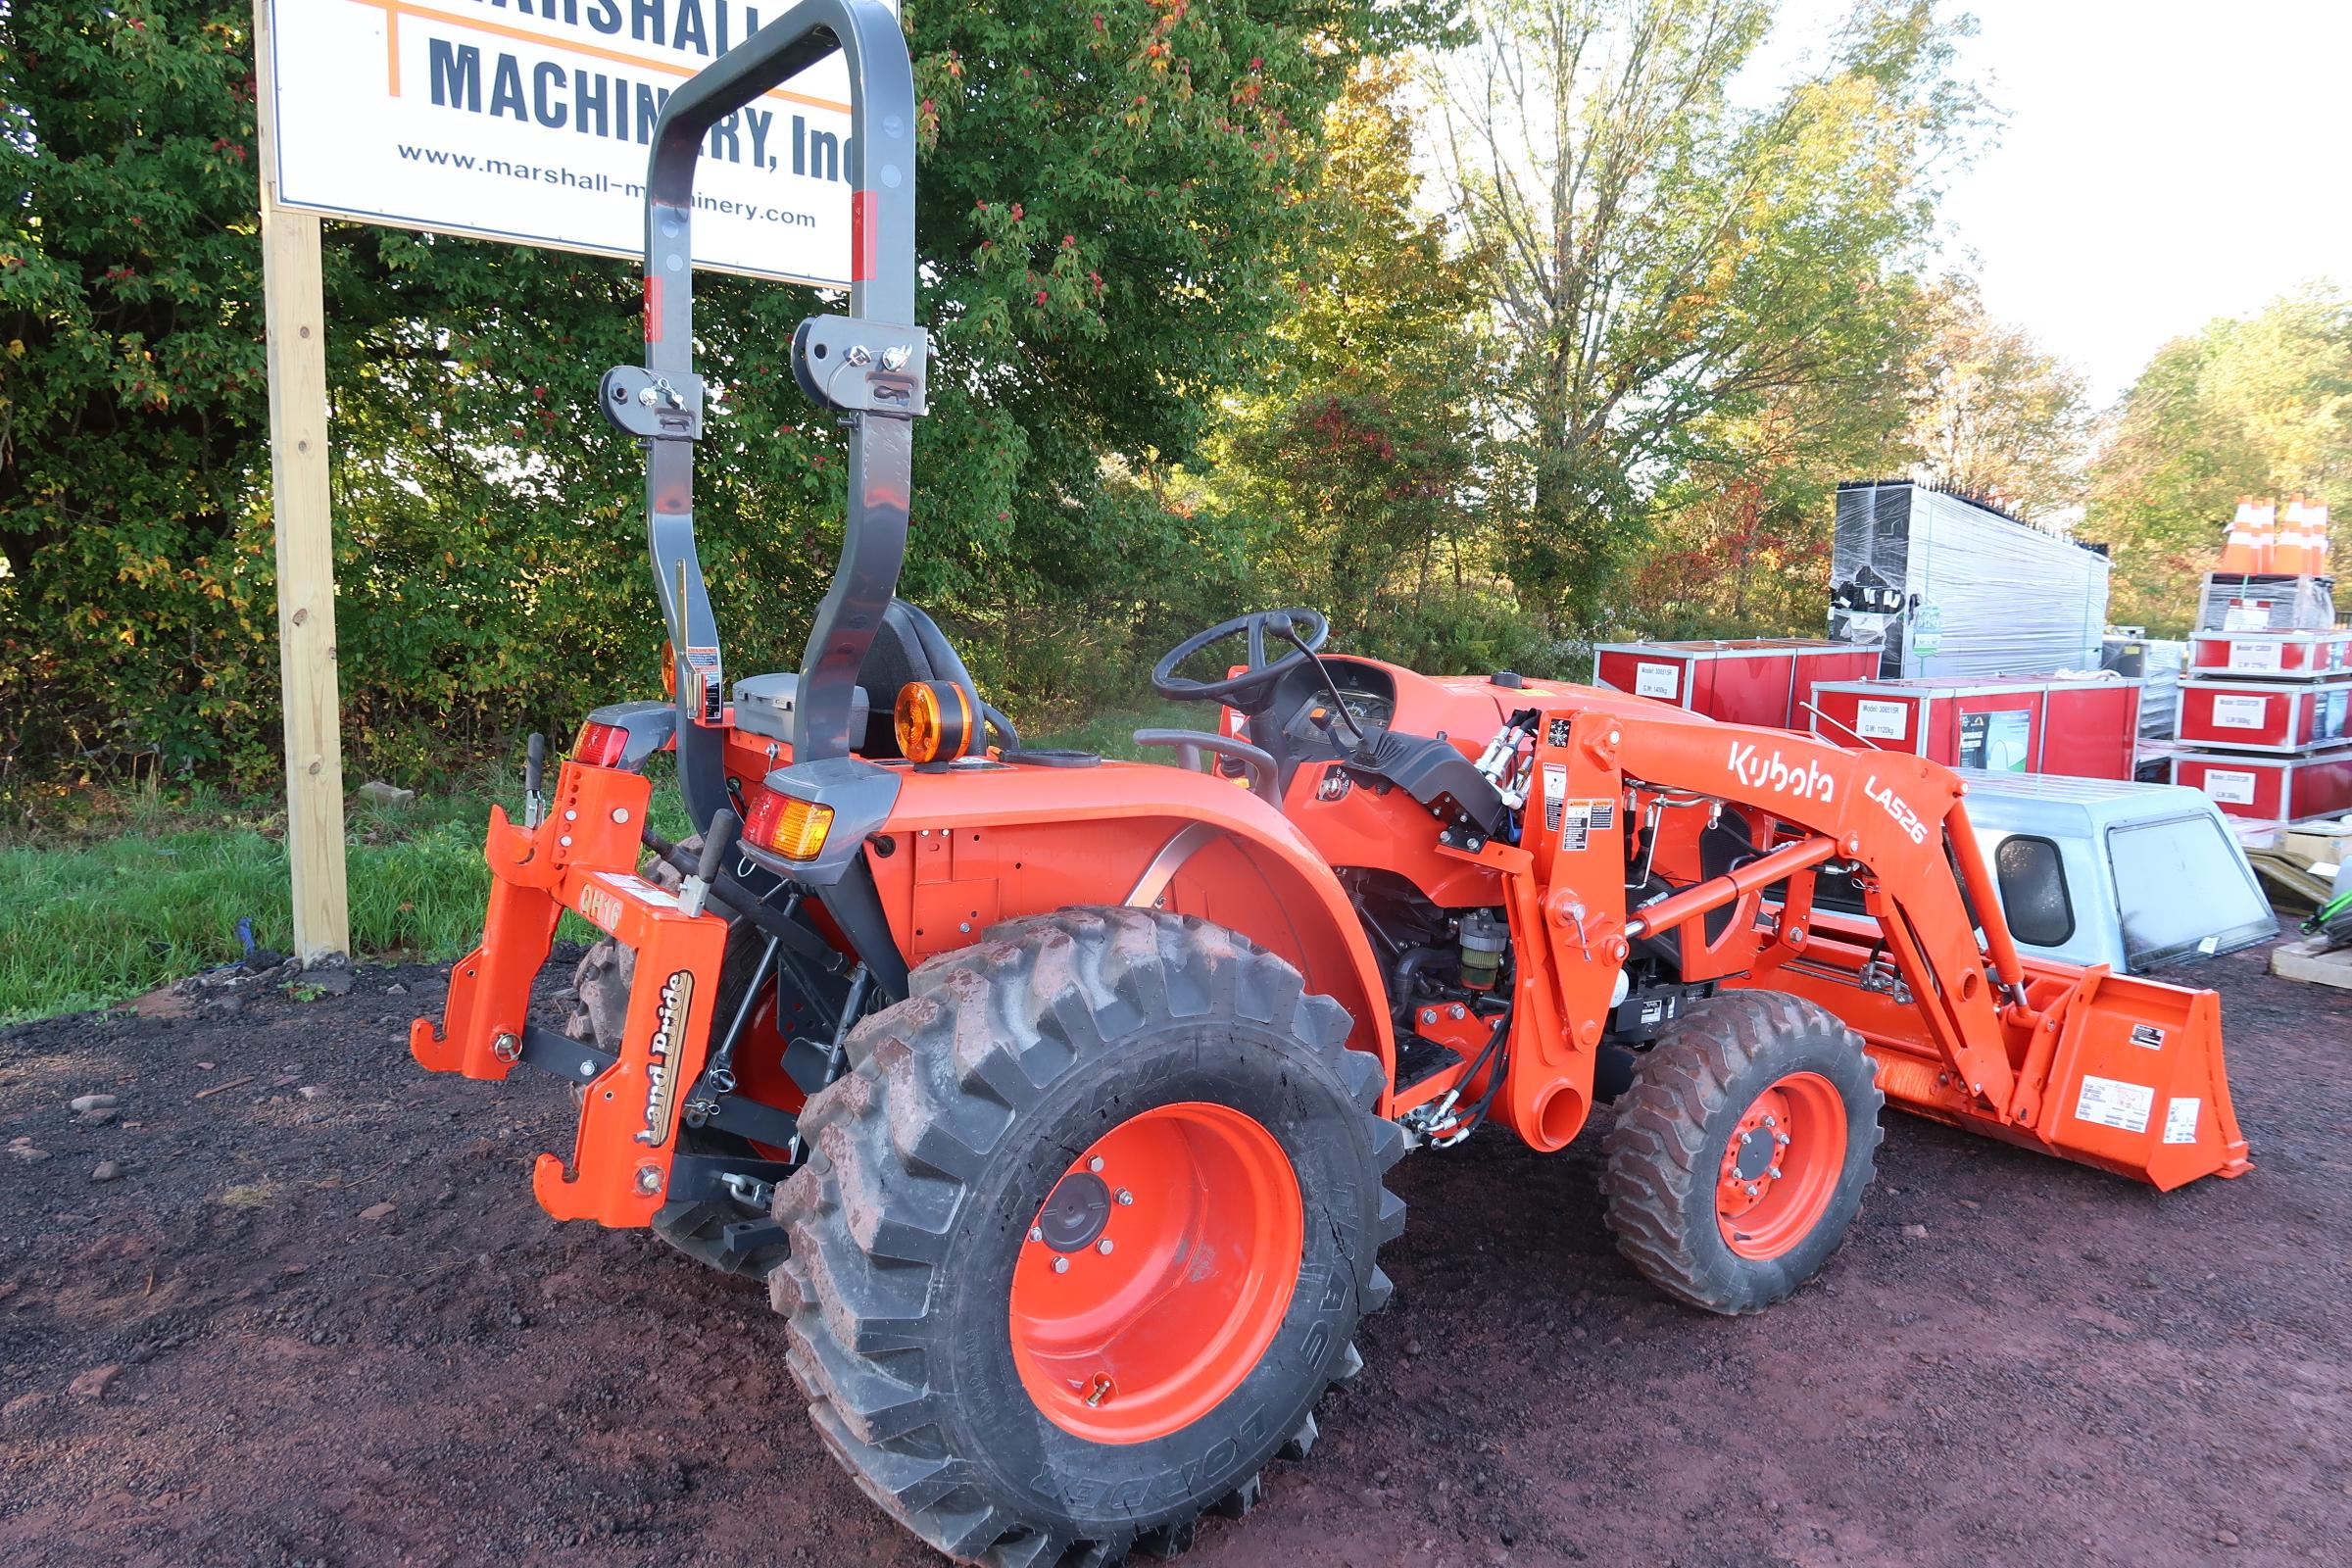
[1751,945,2250,1190]
[1886,962,2248,1190]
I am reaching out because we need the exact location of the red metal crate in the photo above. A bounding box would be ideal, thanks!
[1808,675,2141,780]
[2171,745,2352,823]
[2174,675,2352,754]
[2186,629,2352,680]
[1592,639,1882,730]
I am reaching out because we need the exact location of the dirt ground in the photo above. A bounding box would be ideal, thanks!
[2,942,2347,1568]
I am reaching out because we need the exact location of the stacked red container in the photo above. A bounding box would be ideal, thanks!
[1592,638,1883,730]
[1806,674,2141,780]
[2171,504,2351,823]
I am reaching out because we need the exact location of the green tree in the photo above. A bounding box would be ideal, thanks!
[1206,58,1543,669]
[2083,284,2351,633]
[1904,276,2089,521]
[1435,0,1983,631]
[1,0,1441,784]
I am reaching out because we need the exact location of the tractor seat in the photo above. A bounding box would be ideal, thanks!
[731,599,985,760]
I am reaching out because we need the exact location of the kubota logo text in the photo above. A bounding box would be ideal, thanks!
[1727,741,1836,804]
[634,969,694,1148]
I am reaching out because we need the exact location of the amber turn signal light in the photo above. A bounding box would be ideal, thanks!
[743,787,834,861]
[895,679,974,763]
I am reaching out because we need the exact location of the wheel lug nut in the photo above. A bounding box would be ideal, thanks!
[1028,1226,1044,1243]
[1768,1165,1783,1180]
[1743,1183,1759,1198]
[1053,1256,1069,1274]
[1763,1114,1777,1128]
[1115,1189,1133,1205]
[1088,1156,1104,1173]
[1097,1238,1114,1255]
[1776,1133,1790,1147]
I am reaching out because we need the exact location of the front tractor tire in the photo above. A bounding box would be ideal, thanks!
[1601,990,1884,1315]
[771,907,1404,1566]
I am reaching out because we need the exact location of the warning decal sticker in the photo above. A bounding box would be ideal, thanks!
[2074,1075,2155,1134]
[2130,1023,2165,1051]
[1555,799,1614,853]
[1542,763,1567,833]
[2163,1098,2201,1146]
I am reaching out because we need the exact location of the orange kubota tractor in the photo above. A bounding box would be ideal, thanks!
[414,5,2250,1562]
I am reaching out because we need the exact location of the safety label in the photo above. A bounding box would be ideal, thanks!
[1542,763,1567,833]
[2201,768,2257,806]
[2209,693,2270,729]
[682,646,724,720]
[1555,798,1615,852]
[2163,1097,2201,1146]
[2226,639,2283,673]
[2074,1074,2154,1134]
[1854,699,1908,740]
[588,871,681,927]
[1634,662,1680,701]
[2130,1023,2165,1051]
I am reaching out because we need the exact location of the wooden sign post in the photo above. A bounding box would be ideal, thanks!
[253,0,350,964]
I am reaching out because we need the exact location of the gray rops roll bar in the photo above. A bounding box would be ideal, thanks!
[600,0,926,831]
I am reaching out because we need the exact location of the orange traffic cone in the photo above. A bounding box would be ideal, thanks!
[2313,500,2332,577]
[2250,498,2278,573]
[2218,497,2263,572]
[2276,496,2314,576]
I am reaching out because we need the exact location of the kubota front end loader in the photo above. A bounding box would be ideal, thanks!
[414,5,2249,1561]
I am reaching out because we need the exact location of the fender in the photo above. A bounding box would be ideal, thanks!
[859,759,1399,1105]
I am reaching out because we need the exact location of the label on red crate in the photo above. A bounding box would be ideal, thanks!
[2222,601,2271,631]
[2074,1074,2154,1134]
[2226,639,2283,672]
[1634,662,1680,700]
[2163,1097,2201,1146]
[2210,693,2270,729]
[2200,768,2257,805]
[1854,699,1908,740]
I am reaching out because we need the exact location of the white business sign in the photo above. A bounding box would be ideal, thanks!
[263,0,882,284]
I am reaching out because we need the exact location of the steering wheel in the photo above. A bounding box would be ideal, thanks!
[1151,609,1330,712]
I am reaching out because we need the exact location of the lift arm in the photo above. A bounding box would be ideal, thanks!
[1484,710,2247,1190]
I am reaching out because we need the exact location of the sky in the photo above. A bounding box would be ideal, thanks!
[1774,0,2351,405]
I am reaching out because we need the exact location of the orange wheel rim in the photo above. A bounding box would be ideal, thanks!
[1008,1102,1303,1445]
[1716,1071,1846,1260]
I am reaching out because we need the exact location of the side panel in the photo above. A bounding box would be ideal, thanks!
[2039,684,2140,780]
[861,761,1398,1098]
[1790,646,1884,733]
[1705,652,1798,729]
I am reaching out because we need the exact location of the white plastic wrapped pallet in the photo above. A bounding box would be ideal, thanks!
[1829,481,2111,679]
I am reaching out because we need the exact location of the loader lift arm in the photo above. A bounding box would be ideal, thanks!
[1481,710,2247,1191]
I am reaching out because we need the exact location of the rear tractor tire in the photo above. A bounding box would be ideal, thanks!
[1601,989,1883,1315]
[771,906,1404,1566]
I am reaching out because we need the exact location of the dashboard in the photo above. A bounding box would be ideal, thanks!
[1276,662,1396,746]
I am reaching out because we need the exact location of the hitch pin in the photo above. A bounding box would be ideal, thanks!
[679,808,740,921]
[522,732,547,829]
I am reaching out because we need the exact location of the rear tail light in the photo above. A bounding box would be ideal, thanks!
[743,787,833,860]
[572,720,629,768]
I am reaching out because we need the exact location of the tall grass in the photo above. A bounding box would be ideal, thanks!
[3,704,1190,1023]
